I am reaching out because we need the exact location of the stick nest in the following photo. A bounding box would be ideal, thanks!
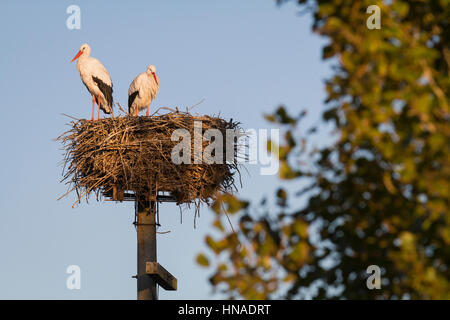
[58,112,242,207]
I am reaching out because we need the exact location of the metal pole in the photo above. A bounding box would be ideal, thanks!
[136,198,158,300]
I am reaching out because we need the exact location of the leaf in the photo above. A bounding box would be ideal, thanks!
[292,219,308,239]
[213,219,225,232]
[279,161,301,180]
[196,254,210,267]
[289,241,309,265]
[383,172,397,194]
[276,188,288,207]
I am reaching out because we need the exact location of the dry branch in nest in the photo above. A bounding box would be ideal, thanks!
[57,112,243,209]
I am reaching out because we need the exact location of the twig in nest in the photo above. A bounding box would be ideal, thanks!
[186,98,205,112]
[116,102,128,115]
[61,113,80,121]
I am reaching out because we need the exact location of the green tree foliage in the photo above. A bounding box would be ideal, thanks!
[198,0,450,299]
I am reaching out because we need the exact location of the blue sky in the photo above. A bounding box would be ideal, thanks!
[0,0,330,299]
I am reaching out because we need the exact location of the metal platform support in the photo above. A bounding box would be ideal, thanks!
[136,199,158,300]
[134,196,178,300]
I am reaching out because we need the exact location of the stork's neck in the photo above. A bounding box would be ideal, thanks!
[76,52,90,68]
[80,51,90,60]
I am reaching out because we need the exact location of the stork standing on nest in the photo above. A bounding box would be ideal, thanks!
[71,43,113,121]
[128,65,160,117]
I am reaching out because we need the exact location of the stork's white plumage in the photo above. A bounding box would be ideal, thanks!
[71,43,113,120]
[128,65,160,117]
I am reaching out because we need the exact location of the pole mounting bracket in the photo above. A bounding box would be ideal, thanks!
[145,262,177,291]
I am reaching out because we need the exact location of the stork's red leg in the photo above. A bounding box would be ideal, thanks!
[98,95,101,120]
[136,108,138,117]
[90,95,95,121]
[146,104,150,117]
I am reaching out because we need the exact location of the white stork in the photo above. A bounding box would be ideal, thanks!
[128,65,160,117]
[71,43,113,121]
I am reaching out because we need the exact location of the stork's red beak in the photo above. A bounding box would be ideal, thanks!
[71,50,83,62]
[152,72,159,85]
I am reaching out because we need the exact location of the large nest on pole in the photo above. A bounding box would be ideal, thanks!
[58,111,243,207]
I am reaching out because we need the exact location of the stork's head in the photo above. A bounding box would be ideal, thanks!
[71,43,91,62]
[146,65,159,85]
[147,65,156,74]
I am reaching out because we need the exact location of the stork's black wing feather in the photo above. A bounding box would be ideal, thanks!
[128,91,139,110]
[92,76,113,111]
